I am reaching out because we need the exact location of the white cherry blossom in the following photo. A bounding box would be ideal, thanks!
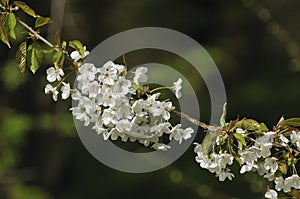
[133,67,148,85]
[265,189,277,199]
[45,84,58,101]
[61,82,71,99]
[70,46,89,62]
[46,66,64,82]
[172,78,182,98]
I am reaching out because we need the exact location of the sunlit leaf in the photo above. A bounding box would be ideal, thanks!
[35,16,52,28]
[6,13,17,39]
[280,118,300,128]
[27,43,43,74]
[53,50,64,68]
[236,119,261,131]
[14,1,39,18]
[233,132,247,148]
[259,122,268,131]
[0,14,10,48]
[69,40,84,56]
[16,41,27,74]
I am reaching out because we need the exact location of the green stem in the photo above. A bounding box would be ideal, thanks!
[150,86,171,93]
[55,70,75,88]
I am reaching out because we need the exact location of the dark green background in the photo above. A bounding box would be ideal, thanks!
[0,0,299,199]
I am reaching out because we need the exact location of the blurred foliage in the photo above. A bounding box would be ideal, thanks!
[0,0,300,199]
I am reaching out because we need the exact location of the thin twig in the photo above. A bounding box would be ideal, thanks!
[17,18,76,63]
[171,109,210,129]
[17,18,57,50]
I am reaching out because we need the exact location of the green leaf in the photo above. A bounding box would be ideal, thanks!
[6,13,17,39]
[14,1,39,18]
[233,132,247,148]
[226,119,239,132]
[259,122,268,132]
[27,43,43,74]
[0,14,10,48]
[35,16,52,28]
[202,127,222,155]
[236,119,261,132]
[16,41,27,74]
[40,47,55,54]
[229,145,242,166]
[280,118,300,128]
[53,50,64,68]
[69,40,84,56]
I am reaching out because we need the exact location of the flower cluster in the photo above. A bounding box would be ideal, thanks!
[45,52,194,150]
[44,47,89,101]
[70,61,194,150]
[194,118,300,199]
[194,143,234,181]
[44,66,70,101]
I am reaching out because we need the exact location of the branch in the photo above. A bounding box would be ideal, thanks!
[171,109,210,129]
[17,18,57,50]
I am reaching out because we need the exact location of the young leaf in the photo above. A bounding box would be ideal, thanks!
[229,145,242,166]
[27,43,43,74]
[259,122,268,132]
[35,16,52,28]
[16,41,27,74]
[202,127,222,155]
[69,40,84,56]
[53,51,64,68]
[226,118,239,132]
[233,133,247,148]
[280,118,300,128]
[14,1,39,18]
[236,119,261,131]
[6,13,17,39]
[0,14,10,48]
[220,102,227,127]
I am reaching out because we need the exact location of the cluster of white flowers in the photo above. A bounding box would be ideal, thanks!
[45,49,194,150]
[194,128,300,199]
[44,48,89,101]
[43,45,300,198]
[44,66,70,101]
[194,143,234,181]
[238,131,275,176]
[70,61,194,150]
